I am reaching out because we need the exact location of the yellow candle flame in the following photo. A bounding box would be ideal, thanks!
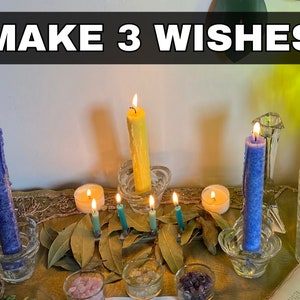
[91,198,97,211]
[87,188,91,198]
[210,191,216,200]
[149,195,155,209]
[132,93,138,107]
[253,122,261,139]
[172,192,179,206]
[116,193,121,204]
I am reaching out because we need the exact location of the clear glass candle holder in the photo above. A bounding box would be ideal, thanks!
[122,257,164,299]
[63,269,105,300]
[175,263,215,300]
[0,217,39,284]
[118,160,171,214]
[218,215,282,279]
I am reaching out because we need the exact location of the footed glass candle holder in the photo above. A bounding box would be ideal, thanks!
[0,217,39,283]
[118,160,171,214]
[218,215,281,279]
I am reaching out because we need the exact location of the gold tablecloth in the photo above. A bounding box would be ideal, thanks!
[2,186,299,299]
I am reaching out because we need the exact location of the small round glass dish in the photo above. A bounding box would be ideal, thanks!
[63,269,105,300]
[175,263,215,300]
[118,160,171,214]
[122,257,164,299]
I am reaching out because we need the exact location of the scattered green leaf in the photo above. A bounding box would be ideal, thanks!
[54,255,80,271]
[158,223,184,273]
[40,226,58,249]
[48,222,76,268]
[123,231,143,248]
[209,212,231,230]
[99,228,123,275]
[71,214,95,268]
[181,219,198,246]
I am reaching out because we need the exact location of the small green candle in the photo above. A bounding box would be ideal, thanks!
[116,193,128,231]
[149,195,157,231]
[91,198,101,238]
[173,192,184,231]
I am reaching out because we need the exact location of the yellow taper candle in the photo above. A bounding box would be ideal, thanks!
[126,93,151,194]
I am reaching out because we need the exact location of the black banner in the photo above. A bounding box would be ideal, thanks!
[0,12,299,64]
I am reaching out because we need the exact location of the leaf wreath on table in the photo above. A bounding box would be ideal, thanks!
[40,201,230,283]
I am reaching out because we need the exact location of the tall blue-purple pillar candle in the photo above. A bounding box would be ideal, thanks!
[116,193,128,232]
[149,195,157,232]
[91,199,101,238]
[242,122,266,252]
[0,129,21,255]
[173,192,184,231]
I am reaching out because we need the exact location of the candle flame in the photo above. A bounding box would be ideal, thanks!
[253,122,261,139]
[172,192,179,206]
[210,191,216,199]
[91,198,97,211]
[87,189,91,198]
[116,193,121,204]
[149,195,155,209]
[132,93,138,107]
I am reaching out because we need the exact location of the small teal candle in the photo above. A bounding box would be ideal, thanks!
[116,193,128,231]
[173,192,184,231]
[91,198,101,238]
[242,122,266,252]
[149,195,157,231]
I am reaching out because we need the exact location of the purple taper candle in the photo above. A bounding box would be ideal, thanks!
[242,122,266,252]
[0,129,21,255]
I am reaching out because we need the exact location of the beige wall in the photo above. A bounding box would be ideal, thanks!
[0,0,299,190]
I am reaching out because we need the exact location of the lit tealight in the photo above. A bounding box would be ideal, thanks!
[74,184,105,213]
[201,185,230,214]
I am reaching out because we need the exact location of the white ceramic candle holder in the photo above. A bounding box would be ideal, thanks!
[117,160,171,214]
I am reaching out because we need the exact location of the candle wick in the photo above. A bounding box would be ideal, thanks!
[130,106,137,114]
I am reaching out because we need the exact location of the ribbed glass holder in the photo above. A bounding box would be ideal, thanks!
[118,160,171,214]
[0,217,39,283]
[218,215,281,279]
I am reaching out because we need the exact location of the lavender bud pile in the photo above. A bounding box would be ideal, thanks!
[177,271,214,300]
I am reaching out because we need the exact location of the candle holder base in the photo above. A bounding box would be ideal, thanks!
[218,215,281,279]
[118,160,171,214]
[0,217,39,283]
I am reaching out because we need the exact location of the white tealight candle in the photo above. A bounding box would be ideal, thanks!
[201,184,230,214]
[74,184,105,213]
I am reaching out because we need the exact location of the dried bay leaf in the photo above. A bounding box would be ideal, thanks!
[123,242,153,264]
[126,208,150,232]
[157,210,199,225]
[108,211,122,234]
[48,222,76,268]
[157,212,176,224]
[181,219,198,246]
[105,272,122,284]
[154,243,163,265]
[209,211,231,230]
[197,216,219,255]
[99,228,123,275]
[40,225,58,249]
[71,214,95,268]
[100,210,113,227]
[158,224,184,273]
[54,255,80,271]
[123,231,142,248]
